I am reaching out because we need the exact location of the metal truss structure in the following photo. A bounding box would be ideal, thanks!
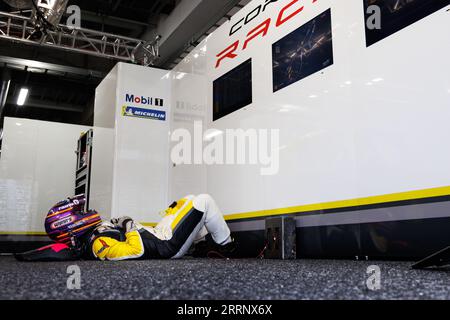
[0,11,158,65]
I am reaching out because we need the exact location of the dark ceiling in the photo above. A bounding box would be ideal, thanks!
[65,0,177,37]
[0,0,177,129]
[0,0,177,38]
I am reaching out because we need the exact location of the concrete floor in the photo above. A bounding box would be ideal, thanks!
[0,256,448,300]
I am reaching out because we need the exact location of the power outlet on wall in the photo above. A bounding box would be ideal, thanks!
[265,217,297,259]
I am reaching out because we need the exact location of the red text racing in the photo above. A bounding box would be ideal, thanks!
[216,0,319,69]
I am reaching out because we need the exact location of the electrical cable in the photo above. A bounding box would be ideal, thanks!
[206,251,229,260]
[256,241,269,260]
[205,238,273,260]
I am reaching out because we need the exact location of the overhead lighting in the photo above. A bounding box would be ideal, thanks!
[17,88,29,106]
[30,0,70,30]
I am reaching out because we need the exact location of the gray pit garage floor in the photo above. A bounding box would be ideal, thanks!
[0,256,449,300]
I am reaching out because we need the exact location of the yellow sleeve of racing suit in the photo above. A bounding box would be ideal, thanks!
[91,230,144,261]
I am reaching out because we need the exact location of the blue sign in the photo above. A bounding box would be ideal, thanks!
[122,106,166,121]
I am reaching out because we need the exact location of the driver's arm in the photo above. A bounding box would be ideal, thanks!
[92,220,145,261]
[92,231,144,261]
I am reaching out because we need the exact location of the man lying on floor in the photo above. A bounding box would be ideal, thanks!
[15,194,236,261]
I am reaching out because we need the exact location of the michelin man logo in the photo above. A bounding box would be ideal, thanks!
[124,107,134,116]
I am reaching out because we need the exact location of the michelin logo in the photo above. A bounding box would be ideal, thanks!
[125,94,164,107]
[122,106,166,121]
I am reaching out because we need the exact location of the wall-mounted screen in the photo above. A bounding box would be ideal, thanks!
[364,0,449,47]
[272,9,333,93]
[213,59,252,121]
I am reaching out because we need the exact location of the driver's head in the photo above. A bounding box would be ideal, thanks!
[45,194,102,247]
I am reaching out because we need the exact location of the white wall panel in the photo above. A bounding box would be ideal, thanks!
[169,69,208,201]
[170,0,450,221]
[0,118,90,232]
[90,65,118,219]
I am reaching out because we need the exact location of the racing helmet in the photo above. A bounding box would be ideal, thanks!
[45,195,102,245]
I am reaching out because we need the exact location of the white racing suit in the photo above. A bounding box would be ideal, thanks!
[89,194,231,261]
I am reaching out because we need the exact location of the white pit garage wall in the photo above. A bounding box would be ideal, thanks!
[0,118,90,238]
[168,0,450,258]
